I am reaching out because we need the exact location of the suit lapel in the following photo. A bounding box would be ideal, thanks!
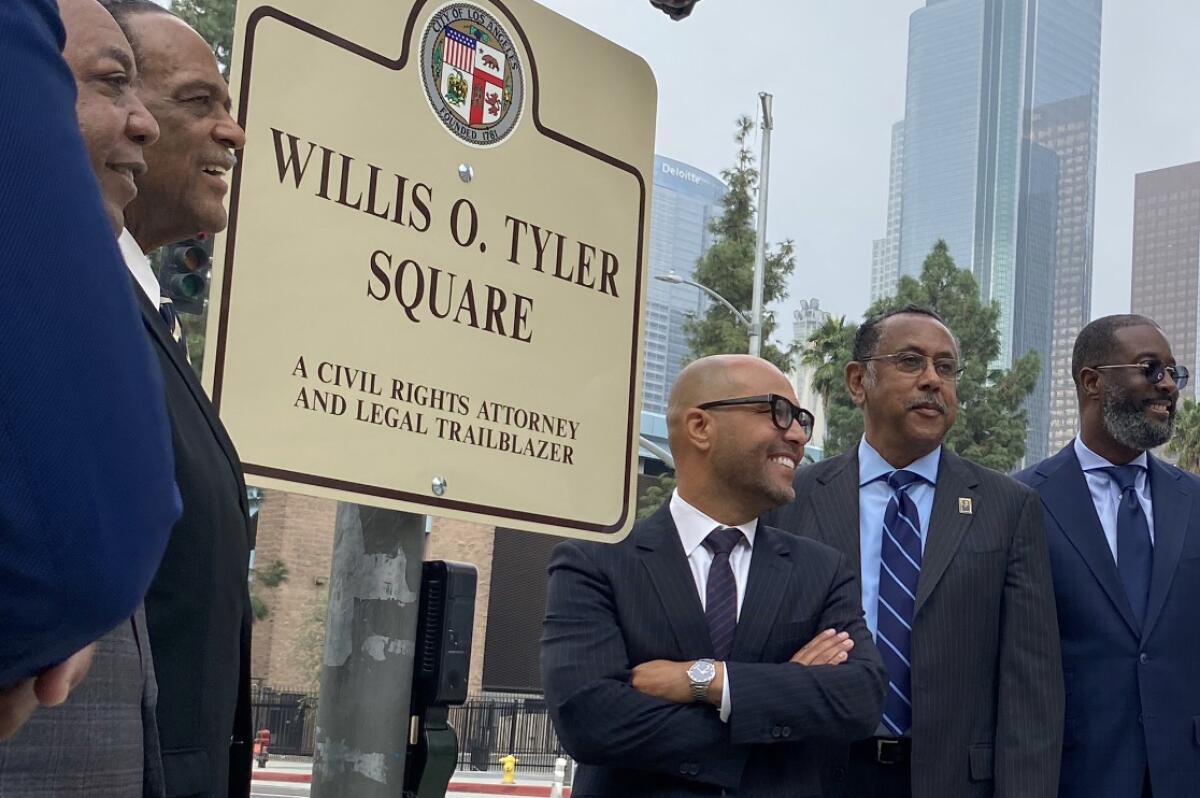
[636,505,713,658]
[729,526,791,661]
[135,284,249,515]
[1144,455,1192,638]
[810,451,863,579]
[1037,445,1140,636]
[914,451,979,615]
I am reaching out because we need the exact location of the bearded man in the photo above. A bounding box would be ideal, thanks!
[1016,314,1200,798]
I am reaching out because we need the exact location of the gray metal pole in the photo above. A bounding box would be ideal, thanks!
[311,504,427,797]
[748,92,774,358]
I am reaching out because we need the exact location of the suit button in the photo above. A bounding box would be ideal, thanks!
[679,763,689,775]
[781,726,792,738]
[771,725,782,738]
[1138,714,1144,725]
[833,767,846,781]
[1139,653,1149,665]
[689,764,700,776]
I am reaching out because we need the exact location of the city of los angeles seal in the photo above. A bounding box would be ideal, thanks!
[420,2,525,148]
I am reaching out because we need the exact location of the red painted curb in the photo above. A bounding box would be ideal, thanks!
[251,771,311,783]
[251,771,569,796]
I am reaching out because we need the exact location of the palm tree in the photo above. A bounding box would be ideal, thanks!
[1167,398,1200,473]
[799,315,854,420]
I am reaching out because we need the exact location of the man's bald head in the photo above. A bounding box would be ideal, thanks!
[665,355,808,523]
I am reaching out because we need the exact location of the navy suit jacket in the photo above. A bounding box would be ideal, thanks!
[541,504,887,798]
[1016,445,1200,797]
[0,0,180,687]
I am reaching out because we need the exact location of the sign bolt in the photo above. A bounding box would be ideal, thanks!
[432,476,448,496]
[458,164,474,183]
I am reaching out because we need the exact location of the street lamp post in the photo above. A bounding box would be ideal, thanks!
[655,271,752,329]
[749,92,774,358]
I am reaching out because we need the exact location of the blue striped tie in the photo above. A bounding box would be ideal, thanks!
[703,527,743,661]
[877,469,923,735]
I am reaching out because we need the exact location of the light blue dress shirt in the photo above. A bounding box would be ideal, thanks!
[1073,436,1155,560]
[858,438,942,636]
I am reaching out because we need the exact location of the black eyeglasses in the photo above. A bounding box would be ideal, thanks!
[697,394,815,436]
[861,351,965,381]
[1093,360,1190,390]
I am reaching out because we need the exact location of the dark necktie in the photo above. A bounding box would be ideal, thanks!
[877,469,924,735]
[703,527,744,660]
[158,296,191,364]
[1104,465,1153,624]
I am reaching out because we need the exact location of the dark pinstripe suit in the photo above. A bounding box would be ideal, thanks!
[764,448,1064,798]
[541,504,887,798]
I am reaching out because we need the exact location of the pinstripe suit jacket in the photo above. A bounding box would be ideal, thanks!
[541,504,887,798]
[763,448,1063,798]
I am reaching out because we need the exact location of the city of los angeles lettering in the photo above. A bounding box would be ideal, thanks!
[268,127,625,346]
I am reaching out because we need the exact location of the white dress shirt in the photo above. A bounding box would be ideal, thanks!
[1074,436,1155,562]
[118,228,158,305]
[669,489,756,723]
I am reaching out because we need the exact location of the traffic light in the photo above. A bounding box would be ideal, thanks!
[158,233,212,316]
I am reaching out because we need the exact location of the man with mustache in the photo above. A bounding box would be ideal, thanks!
[542,355,886,797]
[100,3,253,796]
[765,305,1063,798]
[1015,315,1200,798]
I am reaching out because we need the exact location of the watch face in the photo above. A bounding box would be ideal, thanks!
[688,659,716,682]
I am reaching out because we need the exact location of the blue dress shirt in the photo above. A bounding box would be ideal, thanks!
[858,438,942,636]
[1073,436,1155,560]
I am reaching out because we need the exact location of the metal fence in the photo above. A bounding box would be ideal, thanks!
[450,696,567,774]
[248,690,566,772]
[249,684,318,757]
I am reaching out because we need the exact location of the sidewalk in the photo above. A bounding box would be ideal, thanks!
[252,760,571,796]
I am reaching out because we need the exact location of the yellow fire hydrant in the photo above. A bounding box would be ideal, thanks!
[499,754,519,784]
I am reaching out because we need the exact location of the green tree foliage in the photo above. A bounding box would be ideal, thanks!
[1166,398,1200,473]
[821,240,1039,472]
[637,473,676,519]
[801,314,854,421]
[684,116,795,372]
[249,558,289,622]
[171,0,236,79]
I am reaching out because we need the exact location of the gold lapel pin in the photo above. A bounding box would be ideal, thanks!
[958,497,973,515]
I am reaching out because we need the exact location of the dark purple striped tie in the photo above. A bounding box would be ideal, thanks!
[703,527,743,660]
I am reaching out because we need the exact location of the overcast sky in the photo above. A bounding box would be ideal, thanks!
[538,0,1200,345]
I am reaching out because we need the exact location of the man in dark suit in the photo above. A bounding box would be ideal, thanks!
[0,0,179,737]
[765,306,1063,798]
[1015,315,1200,798]
[102,3,253,795]
[542,354,887,798]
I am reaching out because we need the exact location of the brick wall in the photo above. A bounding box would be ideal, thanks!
[250,492,497,695]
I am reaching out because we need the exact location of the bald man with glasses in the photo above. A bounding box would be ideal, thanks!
[541,354,886,798]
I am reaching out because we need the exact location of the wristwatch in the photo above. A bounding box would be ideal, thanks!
[686,658,717,703]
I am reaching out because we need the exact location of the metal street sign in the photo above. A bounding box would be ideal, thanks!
[206,0,656,540]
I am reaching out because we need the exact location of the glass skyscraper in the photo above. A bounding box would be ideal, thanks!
[890,0,1101,463]
[642,155,726,415]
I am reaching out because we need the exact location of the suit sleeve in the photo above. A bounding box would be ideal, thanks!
[994,490,1064,797]
[541,541,750,790]
[725,549,887,745]
[0,0,181,688]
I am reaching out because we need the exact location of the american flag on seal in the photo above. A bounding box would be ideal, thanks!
[443,28,477,72]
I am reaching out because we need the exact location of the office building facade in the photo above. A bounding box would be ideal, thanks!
[642,155,726,415]
[891,0,1101,462]
[1130,162,1200,399]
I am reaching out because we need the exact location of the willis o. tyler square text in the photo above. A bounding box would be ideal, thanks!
[271,129,624,345]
